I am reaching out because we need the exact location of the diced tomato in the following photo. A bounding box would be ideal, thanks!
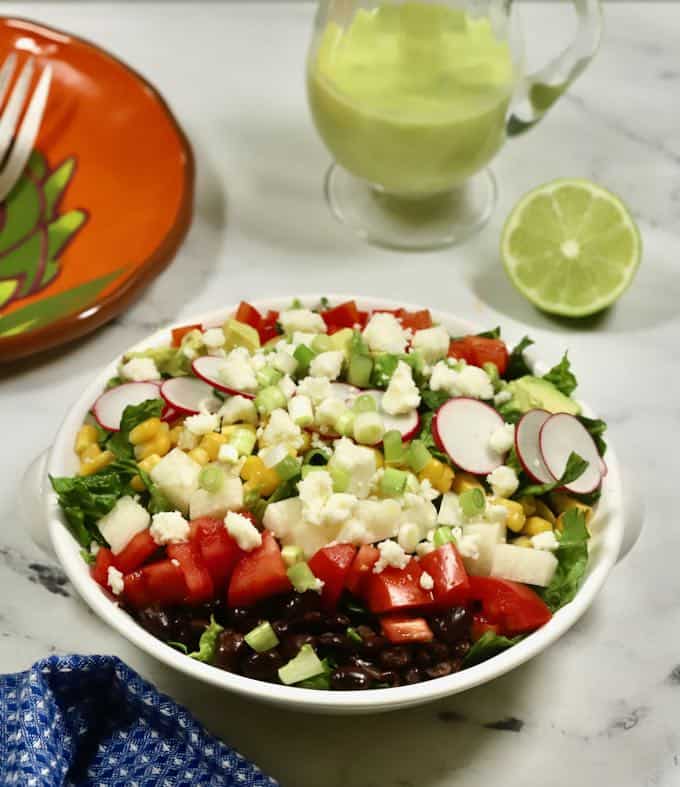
[190,517,243,590]
[308,544,357,611]
[91,547,115,589]
[364,559,433,614]
[112,531,158,575]
[372,308,404,318]
[345,545,379,597]
[235,301,262,329]
[355,310,369,329]
[141,559,188,606]
[448,336,509,376]
[400,309,433,332]
[227,530,291,608]
[468,577,552,635]
[471,612,501,641]
[419,542,470,608]
[257,310,280,344]
[381,615,434,643]
[321,300,362,333]
[171,323,202,347]
[166,542,214,604]
[122,569,153,608]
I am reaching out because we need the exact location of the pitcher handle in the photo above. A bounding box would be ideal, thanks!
[507,0,603,136]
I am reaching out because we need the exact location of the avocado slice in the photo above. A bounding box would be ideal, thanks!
[223,318,260,352]
[506,375,580,416]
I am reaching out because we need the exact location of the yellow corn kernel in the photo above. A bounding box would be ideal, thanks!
[169,425,184,446]
[188,447,211,466]
[522,516,553,537]
[258,467,281,497]
[418,458,454,493]
[138,454,162,473]
[79,443,102,463]
[370,448,385,469]
[533,499,556,526]
[135,423,171,460]
[130,475,146,492]
[222,423,256,437]
[200,432,227,461]
[79,450,114,476]
[74,424,99,454]
[550,493,593,524]
[493,498,526,533]
[129,417,162,445]
[519,496,536,517]
[451,472,482,495]
[241,455,266,482]
[240,455,279,496]
[513,536,534,549]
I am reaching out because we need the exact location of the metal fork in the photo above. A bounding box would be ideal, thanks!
[0,53,52,203]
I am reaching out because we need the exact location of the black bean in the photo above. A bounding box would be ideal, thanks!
[172,616,210,650]
[240,650,284,682]
[360,633,389,657]
[356,624,379,640]
[279,633,316,661]
[330,668,371,690]
[317,632,351,651]
[424,661,454,680]
[271,619,290,638]
[228,607,260,633]
[423,641,449,663]
[324,613,351,631]
[348,656,384,683]
[378,646,412,670]
[213,630,246,671]
[289,611,328,633]
[403,668,423,684]
[136,606,174,640]
[414,647,433,668]
[429,607,472,644]
[378,670,402,688]
[450,641,471,659]
[282,592,322,619]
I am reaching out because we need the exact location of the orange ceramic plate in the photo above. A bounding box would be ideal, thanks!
[0,18,194,362]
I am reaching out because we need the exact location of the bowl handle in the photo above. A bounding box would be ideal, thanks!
[21,449,56,557]
[616,461,644,564]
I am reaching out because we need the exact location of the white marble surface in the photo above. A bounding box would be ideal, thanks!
[1,2,679,785]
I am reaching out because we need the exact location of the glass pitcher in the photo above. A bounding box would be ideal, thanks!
[307,0,602,250]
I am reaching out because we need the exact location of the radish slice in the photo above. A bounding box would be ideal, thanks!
[432,398,504,475]
[161,377,220,416]
[515,409,556,484]
[600,457,608,477]
[539,413,603,494]
[161,405,181,424]
[364,389,420,441]
[328,382,360,402]
[93,382,163,432]
[192,356,255,399]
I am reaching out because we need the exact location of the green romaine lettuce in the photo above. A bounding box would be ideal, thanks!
[462,631,524,667]
[505,336,534,380]
[543,352,578,396]
[538,508,590,611]
[189,616,224,663]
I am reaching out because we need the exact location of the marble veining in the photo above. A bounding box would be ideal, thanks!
[1,3,679,786]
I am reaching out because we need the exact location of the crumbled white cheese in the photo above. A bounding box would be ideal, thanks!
[107,566,125,596]
[429,361,459,396]
[329,437,377,499]
[279,309,326,334]
[486,465,519,499]
[278,375,297,400]
[397,522,421,553]
[316,397,347,430]
[149,511,190,545]
[120,357,159,382]
[218,443,239,464]
[184,412,219,436]
[494,389,513,406]
[296,376,332,405]
[297,470,334,526]
[373,540,410,573]
[258,443,291,469]
[288,394,314,427]
[489,424,515,455]
[218,395,257,425]
[310,351,345,381]
[410,326,450,364]
[224,511,262,551]
[260,408,303,450]
[455,366,494,400]
[218,347,258,393]
[419,571,435,591]
[202,327,225,349]
[531,530,560,551]
[321,493,358,526]
[416,541,435,557]
[362,312,409,354]
[271,342,298,376]
[382,361,421,415]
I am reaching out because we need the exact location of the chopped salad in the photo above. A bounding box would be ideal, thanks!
[52,299,607,690]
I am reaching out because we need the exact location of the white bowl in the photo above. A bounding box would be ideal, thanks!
[38,295,638,714]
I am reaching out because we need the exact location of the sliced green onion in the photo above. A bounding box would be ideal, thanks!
[433,526,456,548]
[329,465,350,493]
[293,344,316,377]
[353,412,385,445]
[383,430,406,465]
[380,467,407,497]
[303,447,330,466]
[287,562,320,593]
[228,427,257,456]
[256,366,283,389]
[198,464,225,493]
[281,545,304,567]
[407,439,432,473]
[275,454,300,481]
[334,410,355,437]
[311,334,333,354]
[346,627,362,644]
[245,621,279,653]
[352,393,377,414]
[348,354,373,388]
[482,361,501,390]
[255,385,287,414]
[297,671,331,690]
[460,487,486,518]
[278,644,325,685]
[301,464,325,479]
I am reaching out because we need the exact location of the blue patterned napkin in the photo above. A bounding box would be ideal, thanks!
[0,654,278,787]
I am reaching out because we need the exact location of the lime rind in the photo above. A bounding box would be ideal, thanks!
[501,178,642,317]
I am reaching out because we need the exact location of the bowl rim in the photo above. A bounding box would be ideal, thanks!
[46,294,624,712]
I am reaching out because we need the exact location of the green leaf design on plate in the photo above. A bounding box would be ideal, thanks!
[0,268,124,338]
[43,157,76,220]
[26,150,47,180]
[0,176,42,253]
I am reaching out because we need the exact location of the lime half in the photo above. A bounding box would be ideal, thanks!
[501,179,642,317]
